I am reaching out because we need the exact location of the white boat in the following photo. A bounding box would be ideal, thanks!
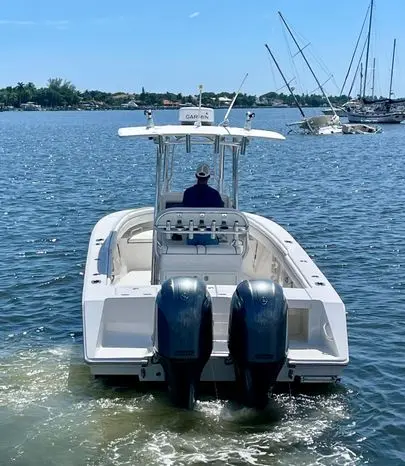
[322,107,347,118]
[288,114,342,135]
[82,107,349,409]
[342,123,381,134]
[265,44,342,136]
[265,17,343,136]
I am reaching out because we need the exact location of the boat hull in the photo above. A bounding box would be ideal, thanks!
[82,208,349,388]
[347,112,405,124]
[291,115,343,135]
[342,123,381,134]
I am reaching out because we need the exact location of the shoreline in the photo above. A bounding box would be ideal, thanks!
[0,104,319,112]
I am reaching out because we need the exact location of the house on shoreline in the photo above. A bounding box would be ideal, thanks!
[20,102,42,111]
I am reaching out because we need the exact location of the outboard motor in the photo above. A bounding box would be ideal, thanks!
[228,279,288,409]
[153,277,213,409]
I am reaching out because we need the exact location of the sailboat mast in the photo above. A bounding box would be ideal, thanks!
[362,0,374,97]
[340,3,371,96]
[264,44,306,118]
[388,38,396,98]
[371,58,376,98]
[359,63,363,97]
[278,11,337,117]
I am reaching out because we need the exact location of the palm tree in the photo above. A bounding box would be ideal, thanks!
[25,82,36,101]
[48,77,63,89]
[16,82,25,107]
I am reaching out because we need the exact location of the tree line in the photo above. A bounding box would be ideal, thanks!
[0,78,359,110]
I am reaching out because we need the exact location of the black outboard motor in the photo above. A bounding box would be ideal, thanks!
[228,279,288,409]
[153,277,213,409]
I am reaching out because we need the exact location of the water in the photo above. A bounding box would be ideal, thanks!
[0,108,404,465]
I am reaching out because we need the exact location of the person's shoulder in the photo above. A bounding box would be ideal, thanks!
[208,186,222,198]
[183,185,195,194]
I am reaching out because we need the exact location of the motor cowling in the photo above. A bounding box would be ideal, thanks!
[228,279,288,409]
[153,277,213,409]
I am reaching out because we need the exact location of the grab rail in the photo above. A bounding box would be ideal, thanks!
[154,208,249,240]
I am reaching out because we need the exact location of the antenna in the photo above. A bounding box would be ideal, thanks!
[194,84,204,127]
[219,73,249,126]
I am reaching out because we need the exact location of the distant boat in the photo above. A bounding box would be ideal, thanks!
[322,107,347,117]
[288,114,342,135]
[342,123,382,134]
[265,44,342,135]
[265,14,343,136]
[345,1,405,124]
[345,96,405,124]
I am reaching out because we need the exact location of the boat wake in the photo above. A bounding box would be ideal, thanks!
[0,344,362,465]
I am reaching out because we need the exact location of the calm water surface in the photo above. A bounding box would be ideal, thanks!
[0,108,404,465]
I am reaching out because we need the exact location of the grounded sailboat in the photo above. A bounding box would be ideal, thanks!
[266,13,342,135]
[265,44,341,135]
[267,13,379,135]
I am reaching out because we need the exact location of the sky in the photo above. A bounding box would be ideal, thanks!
[1,0,405,97]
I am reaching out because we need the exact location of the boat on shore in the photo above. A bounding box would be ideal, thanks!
[82,103,349,409]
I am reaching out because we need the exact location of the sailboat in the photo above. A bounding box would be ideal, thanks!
[265,13,342,135]
[345,0,405,124]
[265,44,341,135]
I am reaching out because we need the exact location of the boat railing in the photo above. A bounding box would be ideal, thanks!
[154,208,248,244]
[151,208,250,285]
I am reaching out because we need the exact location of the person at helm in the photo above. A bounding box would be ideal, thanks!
[183,163,224,208]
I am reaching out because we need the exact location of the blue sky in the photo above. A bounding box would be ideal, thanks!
[1,0,405,97]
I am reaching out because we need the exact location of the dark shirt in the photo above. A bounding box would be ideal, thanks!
[183,183,224,208]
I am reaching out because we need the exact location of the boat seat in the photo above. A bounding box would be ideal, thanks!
[161,243,238,255]
[160,243,199,255]
[119,230,153,272]
[158,240,243,285]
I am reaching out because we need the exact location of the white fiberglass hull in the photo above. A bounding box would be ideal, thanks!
[289,115,342,135]
[316,125,342,135]
[342,123,381,134]
[82,207,349,385]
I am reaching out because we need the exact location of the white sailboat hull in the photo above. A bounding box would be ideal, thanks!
[82,207,349,385]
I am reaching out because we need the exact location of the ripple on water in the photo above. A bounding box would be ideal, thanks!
[0,344,365,466]
[1,109,405,465]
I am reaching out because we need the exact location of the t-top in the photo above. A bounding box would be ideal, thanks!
[183,184,224,208]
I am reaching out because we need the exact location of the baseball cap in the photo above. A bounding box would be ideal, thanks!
[195,163,210,178]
